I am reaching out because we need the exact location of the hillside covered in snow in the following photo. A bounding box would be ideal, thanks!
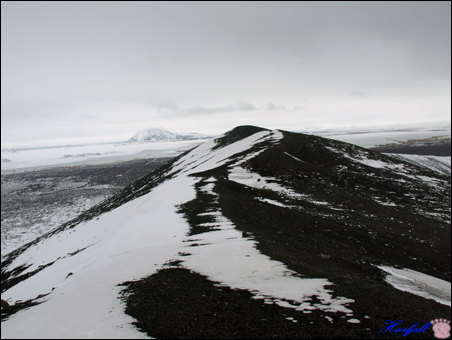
[1,126,450,338]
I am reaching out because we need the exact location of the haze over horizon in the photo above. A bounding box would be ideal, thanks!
[2,2,451,148]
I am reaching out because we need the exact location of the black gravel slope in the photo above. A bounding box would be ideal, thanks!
[2,127,450,337]
[119,128,450,338]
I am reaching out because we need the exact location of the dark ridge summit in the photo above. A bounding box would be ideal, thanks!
[2,126,450,338]
[211,125,268,150]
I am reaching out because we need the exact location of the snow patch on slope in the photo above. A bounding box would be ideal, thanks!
[385,154,451,176]
[182,179,355,314]
[2,175,198,339]
[170,130,283,176]
[378,265,451,307]
[228,165,333,208]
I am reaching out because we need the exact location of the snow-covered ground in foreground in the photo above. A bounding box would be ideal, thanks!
[1,140,204,171]
[378,265,451,307]
[2,174,196,339]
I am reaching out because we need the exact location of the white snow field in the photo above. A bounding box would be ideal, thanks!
[1,139,204,172]
[301,122,451,148]
[1,129,450,338]
[3,122,449,172]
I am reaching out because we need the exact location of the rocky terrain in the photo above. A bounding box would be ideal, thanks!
[1,126,450,338]
[1,158,172,253]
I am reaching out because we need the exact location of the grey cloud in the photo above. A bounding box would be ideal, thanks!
[266,103,287,111]
[156,102,182,113]
[266,103,305,111]
[1,2,450,146]
[186,105,235,116]
[291,106,305,111]
[236,101,257,111]
[157,101,258,116]
[350,91,370,98]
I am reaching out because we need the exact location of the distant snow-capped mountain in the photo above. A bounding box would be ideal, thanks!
[127,128,210,143]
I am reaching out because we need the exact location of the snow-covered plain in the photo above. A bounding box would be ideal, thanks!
[301,123,451,148]
[2,123,449,172]
[1,140,204,171]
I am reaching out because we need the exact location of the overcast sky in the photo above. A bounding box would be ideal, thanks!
[1,1,451,147]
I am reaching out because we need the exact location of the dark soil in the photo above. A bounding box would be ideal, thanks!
[119,267,373,339]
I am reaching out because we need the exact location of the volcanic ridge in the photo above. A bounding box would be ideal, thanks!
[1,126,451,339]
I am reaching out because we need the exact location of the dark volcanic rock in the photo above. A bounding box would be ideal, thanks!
[2,126,450,338]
